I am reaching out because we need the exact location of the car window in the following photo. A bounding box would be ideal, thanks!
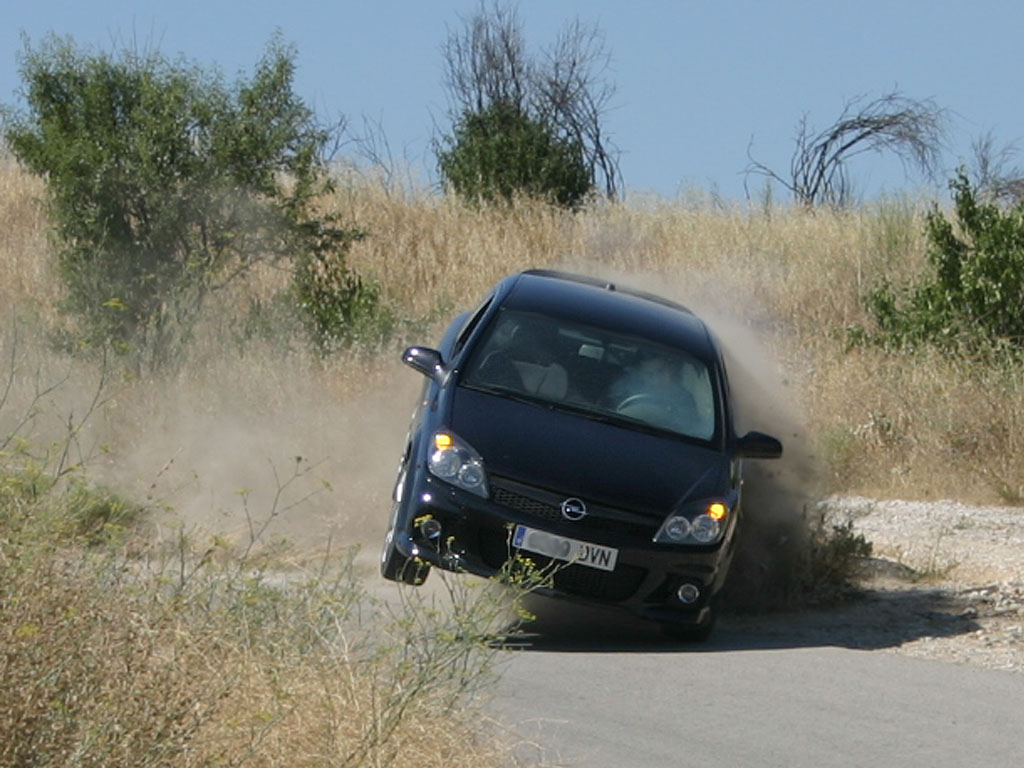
[461,310,719,443]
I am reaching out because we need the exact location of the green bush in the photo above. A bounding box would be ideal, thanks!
[868,172,1024,351]
[437,101,593,209]
[292,247,399,353]
[2,35,370,367]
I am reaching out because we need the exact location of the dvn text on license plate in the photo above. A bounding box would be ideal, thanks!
[512,525,618,572]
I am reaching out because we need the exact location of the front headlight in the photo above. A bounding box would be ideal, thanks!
[653,499,730,545]
[428,431,489,497]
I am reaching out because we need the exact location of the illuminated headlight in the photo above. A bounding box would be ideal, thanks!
[428,431,489,497]
[653,500,729,545]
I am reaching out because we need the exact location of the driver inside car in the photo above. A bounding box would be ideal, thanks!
[609,353,700,436]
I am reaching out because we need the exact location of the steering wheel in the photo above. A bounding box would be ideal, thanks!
[615,393,677,413]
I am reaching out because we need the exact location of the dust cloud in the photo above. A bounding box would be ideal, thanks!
[0,320,433,568]
[79,354,424,564]
[703,306,823,610]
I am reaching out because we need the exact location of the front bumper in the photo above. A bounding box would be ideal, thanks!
[395,470,739,626]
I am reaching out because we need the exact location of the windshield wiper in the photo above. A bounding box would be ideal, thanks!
[544,401,619,423]
[461,382,542,406]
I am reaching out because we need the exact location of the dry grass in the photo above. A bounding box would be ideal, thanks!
[0,155,57,319]
[0,500,516,767]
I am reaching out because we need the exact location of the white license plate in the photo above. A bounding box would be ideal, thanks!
[512,525,618,572]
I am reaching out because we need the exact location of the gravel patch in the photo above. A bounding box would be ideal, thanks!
[819,496,1024,673]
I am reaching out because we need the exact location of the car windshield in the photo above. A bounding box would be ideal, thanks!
[460,310,719,443]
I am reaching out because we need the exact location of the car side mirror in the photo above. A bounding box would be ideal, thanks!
[402,346,446,383]
[735,431,783,459]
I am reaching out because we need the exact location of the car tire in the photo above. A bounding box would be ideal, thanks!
[380,458,430,586]
[380,527,430,586]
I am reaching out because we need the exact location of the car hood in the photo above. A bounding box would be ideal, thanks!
[450,387,729,517]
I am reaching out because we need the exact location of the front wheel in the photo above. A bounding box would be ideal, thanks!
[380,527,430,586]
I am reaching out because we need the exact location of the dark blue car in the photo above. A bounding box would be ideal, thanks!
[381,270,782,639]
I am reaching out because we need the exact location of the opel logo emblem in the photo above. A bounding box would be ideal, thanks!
[560,497,587,521]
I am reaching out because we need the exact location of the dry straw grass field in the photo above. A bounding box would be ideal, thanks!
[2,158,1023,766]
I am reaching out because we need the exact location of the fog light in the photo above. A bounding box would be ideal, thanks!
[677,583,701,604]
[419,517,442,539]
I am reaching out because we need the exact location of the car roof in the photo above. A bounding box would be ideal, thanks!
[497,270,719,360]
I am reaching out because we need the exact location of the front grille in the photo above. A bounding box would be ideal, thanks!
[490,477,656,540]
[551,560,646,602]
[492,485,560,523]
[480,528,517,571]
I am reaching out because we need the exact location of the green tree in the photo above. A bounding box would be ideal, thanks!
[437,2,619,207]
[2,35,367,366]
[868,171,1024,351]
[437,101,591,207]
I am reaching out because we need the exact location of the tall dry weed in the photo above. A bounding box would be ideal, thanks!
[1,367,517,768]
[0,155,57,317]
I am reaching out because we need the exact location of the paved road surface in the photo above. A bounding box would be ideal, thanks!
[491,598,1024,767]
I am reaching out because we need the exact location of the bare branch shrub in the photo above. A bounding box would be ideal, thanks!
[536,19,621,199]
[747,91,947,207]
[442,2,530,116]
[969,130,1024,205]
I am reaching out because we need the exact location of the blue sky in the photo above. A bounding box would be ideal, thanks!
[3,0,1022,201]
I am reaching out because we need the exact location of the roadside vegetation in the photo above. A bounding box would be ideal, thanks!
[2,35,379,369]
